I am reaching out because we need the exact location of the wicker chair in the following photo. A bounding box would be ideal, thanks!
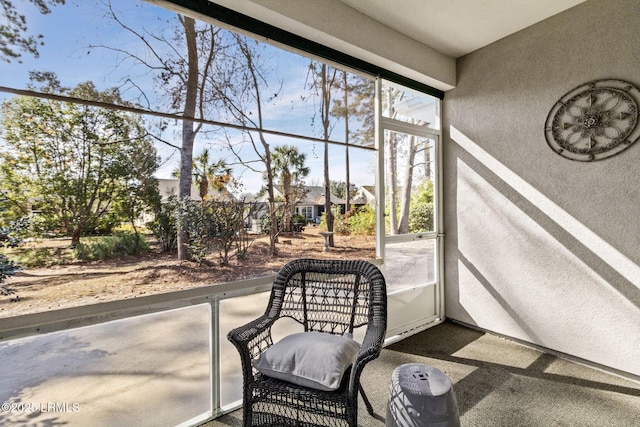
[227,258,387,427]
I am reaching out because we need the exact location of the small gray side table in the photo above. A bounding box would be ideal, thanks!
[386,363,461,427]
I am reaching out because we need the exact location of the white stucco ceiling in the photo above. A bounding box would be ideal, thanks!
[338,0,587,57]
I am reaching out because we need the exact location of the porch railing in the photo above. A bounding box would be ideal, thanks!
[0,276,276,427]
[0,257,441,427]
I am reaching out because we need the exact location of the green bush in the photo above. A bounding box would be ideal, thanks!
[408,202,434,233]
[333,207,349,235]
[82,211,121,236]
[148,196,178,253]
[407,180,434,233]
[347,206,376,236]
[176,198,212,263]
[74,232,149,261]
[290,214,306,233]
[0,213,29,284]
[318,206,348,235]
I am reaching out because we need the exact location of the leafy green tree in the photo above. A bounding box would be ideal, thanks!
[0,77,159,246]
[0,0,64,63]
[271,145,309,232]
[113,147,162,247]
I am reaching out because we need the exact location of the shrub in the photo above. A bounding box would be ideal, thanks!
[74,232,149,261]
[319,206,348,235]
[176,197,213,263]
[290,214,306,233]
[261,211,306,234]
[333,208,349,235]
[347,206,376,236]
[114,223,147,234]
[208,200,249,266]
[0,213,29,285]
[408,202,434,233]
[0,255,20,286]
[148,196,178,252]
[408,180,435,233]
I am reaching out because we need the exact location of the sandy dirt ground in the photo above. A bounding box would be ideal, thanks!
[1,229,375,319]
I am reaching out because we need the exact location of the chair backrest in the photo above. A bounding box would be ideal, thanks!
[266,259,386,335]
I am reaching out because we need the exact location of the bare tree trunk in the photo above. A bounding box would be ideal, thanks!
[282,171,292,232]
[344,72,351,214]
[397,135,417,234]
[199,178,208,199]
[70,228,83,248]
[263,136,279,253]
[321,64,335,246]
[387,134,398,235]
[177,16,198,261]
[424,143,431,180]
[324,139,333,245]
[386,88,399,235]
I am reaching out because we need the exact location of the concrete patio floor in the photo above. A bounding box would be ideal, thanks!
[2,307,639,427]
[0,305,212,427]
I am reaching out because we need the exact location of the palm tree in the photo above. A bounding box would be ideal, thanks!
[173,149,230,199]
[271,145,309,232]
[193,149,230,199]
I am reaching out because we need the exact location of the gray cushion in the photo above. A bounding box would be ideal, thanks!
[252,331,360,391]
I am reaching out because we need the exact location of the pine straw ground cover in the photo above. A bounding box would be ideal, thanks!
[0,228,375,319]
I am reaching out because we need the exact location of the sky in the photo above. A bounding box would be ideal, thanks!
[0,0,377,195]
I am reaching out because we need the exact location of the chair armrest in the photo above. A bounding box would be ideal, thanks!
[227,313,279,380]
[348,320,386,395]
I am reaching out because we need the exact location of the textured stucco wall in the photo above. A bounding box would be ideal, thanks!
[442,0,640,377]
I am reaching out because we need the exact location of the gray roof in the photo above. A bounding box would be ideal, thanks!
[298,186,346,206]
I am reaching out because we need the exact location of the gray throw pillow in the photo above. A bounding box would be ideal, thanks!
[252,331,360,391]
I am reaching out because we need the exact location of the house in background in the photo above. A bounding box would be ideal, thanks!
[294,185,377,223]
[246,185,364,231]
[352,185,375,209]
[295,185,346,224]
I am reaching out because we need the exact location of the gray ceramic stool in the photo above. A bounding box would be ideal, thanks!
[386,363,460,427]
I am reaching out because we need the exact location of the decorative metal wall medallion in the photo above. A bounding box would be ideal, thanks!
[544,79,640,161]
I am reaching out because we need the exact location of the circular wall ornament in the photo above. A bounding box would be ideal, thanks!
[544,79,640,161]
